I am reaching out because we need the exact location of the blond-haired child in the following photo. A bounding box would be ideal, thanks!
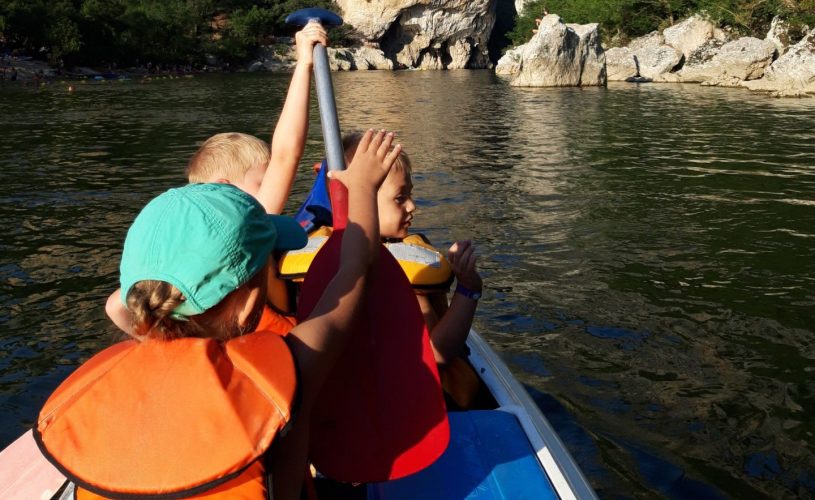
[36,130,402,500]
[105,23,327,334]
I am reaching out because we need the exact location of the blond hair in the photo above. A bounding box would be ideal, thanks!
[342,131,412,173]
[186,132,270,183]
[125,272,265,342]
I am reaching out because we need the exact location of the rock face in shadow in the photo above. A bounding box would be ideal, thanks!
[742,28,815,97]
[495,15,606,87]
[336,0,495,69]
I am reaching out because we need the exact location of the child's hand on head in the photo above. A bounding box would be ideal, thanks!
[295,22,328,65]
[449,240,483,292]
[329,129,402,193]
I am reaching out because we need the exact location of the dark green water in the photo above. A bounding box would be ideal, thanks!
[1,71,813,498]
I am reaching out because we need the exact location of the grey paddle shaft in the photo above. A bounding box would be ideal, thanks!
[312,41,346,173]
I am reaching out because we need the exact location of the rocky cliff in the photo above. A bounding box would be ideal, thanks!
[336,0,497,69]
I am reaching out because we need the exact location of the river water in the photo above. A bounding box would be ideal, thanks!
[1,71,813,498]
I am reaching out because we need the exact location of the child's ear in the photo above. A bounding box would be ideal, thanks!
[236,284,263,330]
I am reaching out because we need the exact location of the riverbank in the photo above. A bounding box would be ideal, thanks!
[497,13,815,98]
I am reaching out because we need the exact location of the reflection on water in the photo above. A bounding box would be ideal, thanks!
[2,73,814,498]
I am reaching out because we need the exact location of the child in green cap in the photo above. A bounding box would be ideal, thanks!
[35,130,402,500]
[105,23,327,335]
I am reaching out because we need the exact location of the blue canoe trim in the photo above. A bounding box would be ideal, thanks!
[369,410,557,500]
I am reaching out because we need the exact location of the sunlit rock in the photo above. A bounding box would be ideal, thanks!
[677,37,776,86]
[743,28,815,97]
[663,14,717,60]
[604,47,637,81]
[495,47,522,75]
[605,44,682,81]
[501,15,606,87]
[335,0,495,69]
[766,16,792,56]
[351,47,394,70]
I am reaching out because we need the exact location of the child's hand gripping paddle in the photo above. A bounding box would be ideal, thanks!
[285,8,449,483]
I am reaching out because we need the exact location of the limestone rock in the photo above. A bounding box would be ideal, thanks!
[679,37,776,86]
[604,47,636,81]
[335,0,495,69]
[351,47,394,70]
[495,47,522,75]
[628,31,664,52]
[766,16,792,56]
[742,28,815,97]
[327,48,354,71]
[506,15,606,87]
[684,38,726,67]
[663,14,717,60]
[568,22,606,86]
[604,31,683,81]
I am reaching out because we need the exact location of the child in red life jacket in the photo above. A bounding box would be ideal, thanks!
[104,23,328,337]
[341,133,488,409]
[35,130,402,500]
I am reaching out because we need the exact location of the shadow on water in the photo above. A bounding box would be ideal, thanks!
[2,72,815,498]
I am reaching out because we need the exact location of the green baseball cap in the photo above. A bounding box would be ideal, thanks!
[120,183,307,318]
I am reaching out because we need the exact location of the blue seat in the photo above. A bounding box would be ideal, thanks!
[368,410,558,499]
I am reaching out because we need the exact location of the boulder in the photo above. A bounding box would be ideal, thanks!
[637,47,683,81]
[495,47,522,75]
[322,47,395,71]
[663,14,717,60]
[327,48,355,71]
[683,38,726,67]
[351,47,394,70]
[678,37,776,86]
[604,47,637,80]
[766,16,792,56]
[506,15,606,87]
[605,31,683,81]
[742,28,815,97]
[628,30,664,51]
[335,0,495,69]
[568,22,606,86]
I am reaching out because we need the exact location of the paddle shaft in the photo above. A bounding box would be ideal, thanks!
[311,33,349,229]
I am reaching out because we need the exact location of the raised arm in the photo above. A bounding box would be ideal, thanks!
[271,131,399,500]
[286,130,401,402]
[257,23,328,214]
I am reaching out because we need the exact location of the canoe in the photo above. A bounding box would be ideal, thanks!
[0,330,595,499]
[367,329,597,500]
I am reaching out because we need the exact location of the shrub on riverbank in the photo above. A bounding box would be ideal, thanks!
[509,0,815,47]
[0,0,349,68]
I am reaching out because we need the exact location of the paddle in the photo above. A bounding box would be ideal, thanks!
[285,8,449,483]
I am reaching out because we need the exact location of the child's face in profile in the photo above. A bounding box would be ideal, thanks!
[377,166,415,239]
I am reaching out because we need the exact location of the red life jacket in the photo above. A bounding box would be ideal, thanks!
[35,331,297,498]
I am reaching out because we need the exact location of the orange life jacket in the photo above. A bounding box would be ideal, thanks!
[256,304,296,336]
[35,332,298,499]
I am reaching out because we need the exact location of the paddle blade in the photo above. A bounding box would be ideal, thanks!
[298,236,449,482]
